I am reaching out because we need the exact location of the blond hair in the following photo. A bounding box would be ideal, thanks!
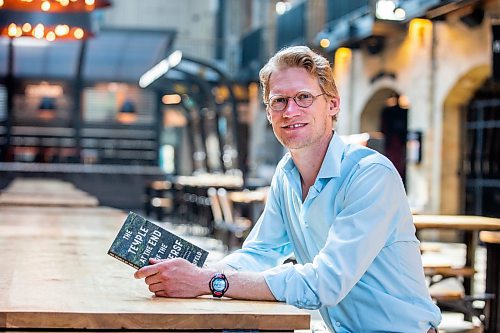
[259,46,339,104]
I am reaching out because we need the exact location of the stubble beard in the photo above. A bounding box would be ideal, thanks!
[273,125,324,151]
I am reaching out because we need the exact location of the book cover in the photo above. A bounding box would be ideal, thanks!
[108,212,208,269]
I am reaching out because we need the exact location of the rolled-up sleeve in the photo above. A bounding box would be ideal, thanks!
[262,163,405,309]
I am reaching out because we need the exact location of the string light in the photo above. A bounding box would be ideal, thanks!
[0,0,110,12]
[73,27,84,39]
[7,23,17,37]
[54,24,69,36]
[40,1,51,11]
[33,23,44,38]
[1,21,88,40]
[0,0,111,41]
[22,22,31,32]
[45,30,55,41]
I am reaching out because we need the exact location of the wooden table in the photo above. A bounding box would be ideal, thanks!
[228,188,268,227]
[228,188,268,204]
[176,174,244,189]
[3,178,79,193]
[413,214,500,296]
[413,215,500,231]
[0,206,310,332]
[0,178,98,207]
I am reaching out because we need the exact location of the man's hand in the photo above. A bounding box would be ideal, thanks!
[134,258,215,298]
[134,257,276,301]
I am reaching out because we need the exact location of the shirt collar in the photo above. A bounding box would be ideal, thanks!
[281,131,346,180]
[317,131,345,179]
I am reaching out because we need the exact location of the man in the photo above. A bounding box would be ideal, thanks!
[135,46,442,332]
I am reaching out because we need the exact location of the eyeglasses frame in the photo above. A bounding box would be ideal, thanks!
[265,91,326,112]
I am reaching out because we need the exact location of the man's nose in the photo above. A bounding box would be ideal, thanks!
[282,98,301,117]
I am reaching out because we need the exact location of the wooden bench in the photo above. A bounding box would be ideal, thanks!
[425,264,475,303]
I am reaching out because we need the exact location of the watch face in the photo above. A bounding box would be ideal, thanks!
[213,278,227,291]
[210,273,228,297]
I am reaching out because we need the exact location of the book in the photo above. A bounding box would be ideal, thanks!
[108,212,209,269]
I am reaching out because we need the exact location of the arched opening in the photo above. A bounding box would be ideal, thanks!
[463,79,500,217]
[360,88,396,133]
[441,65,490,214]
[361,88,409,184]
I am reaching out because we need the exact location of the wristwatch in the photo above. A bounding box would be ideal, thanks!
[209,273,229,298]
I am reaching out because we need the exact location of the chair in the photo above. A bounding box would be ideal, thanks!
[206,188,252,250]
[207,187,225,234]
[217,188,252,238]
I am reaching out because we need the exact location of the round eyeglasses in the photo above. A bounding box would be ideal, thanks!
[265,91,326,112]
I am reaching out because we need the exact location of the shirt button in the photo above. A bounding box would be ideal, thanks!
[335,322,341,327]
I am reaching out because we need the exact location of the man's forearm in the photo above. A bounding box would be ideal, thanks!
[222,271,276,301]
[206,262,276,300]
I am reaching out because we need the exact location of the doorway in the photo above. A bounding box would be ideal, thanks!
[463,80,500,217]
[361,88,409,184]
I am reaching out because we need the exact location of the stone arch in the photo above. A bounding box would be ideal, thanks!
[360,87,400,133]
[440,64,490,214]
[361,87,409,183]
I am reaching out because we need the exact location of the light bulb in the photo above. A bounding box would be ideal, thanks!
[73,28,84,39]
[41,1,51,11]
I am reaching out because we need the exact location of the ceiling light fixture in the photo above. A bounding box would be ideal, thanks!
[375,0,406,21]
[139,50,183,88]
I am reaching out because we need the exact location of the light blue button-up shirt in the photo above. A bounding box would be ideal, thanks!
[220,133,441,332]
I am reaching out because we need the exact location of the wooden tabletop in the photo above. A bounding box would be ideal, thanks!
[3,178,79,194]
[480,231,500,244]
[0,204,124,216]
[0,192,99,207]
[0,207,310,331]
[413,214,500,231]
[176,174,244,189]
[0,178,98,207]
[228,188,268,204]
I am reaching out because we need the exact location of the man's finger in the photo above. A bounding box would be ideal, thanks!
[134,264,159,279]
[155,291,168,298]
[149,257,164,264]
[145,274,162,286]
[148,282,164,293]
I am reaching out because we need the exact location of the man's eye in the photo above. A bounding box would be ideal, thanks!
[297,93,312,100]
[272,97,286,104]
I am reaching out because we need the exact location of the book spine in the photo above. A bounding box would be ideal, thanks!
[108,250,140,270]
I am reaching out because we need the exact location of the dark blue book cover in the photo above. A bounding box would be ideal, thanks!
[108,212,208,269]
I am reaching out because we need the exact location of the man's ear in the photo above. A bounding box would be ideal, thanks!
[328,96,340,117]
[266,110,272,124]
